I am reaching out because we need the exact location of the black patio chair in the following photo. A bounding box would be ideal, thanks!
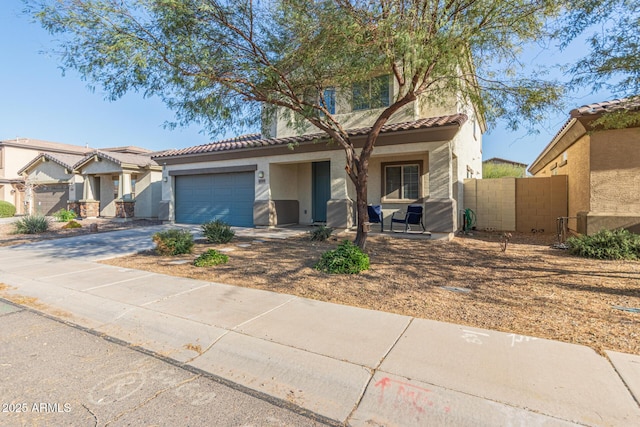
[367,204,384,232]
[390,204,425,233]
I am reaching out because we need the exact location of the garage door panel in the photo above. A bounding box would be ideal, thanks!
[33,185,70,216]
[175,172,254,226]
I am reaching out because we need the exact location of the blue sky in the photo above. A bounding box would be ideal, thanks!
[1,0,615,165]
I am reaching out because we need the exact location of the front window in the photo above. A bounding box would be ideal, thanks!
[352,75,391,111]
[131,174,138,199]
[384,163,420,200]
[112,175,120,199]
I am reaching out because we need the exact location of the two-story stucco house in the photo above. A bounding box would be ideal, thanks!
[0,138,90,215]
[154,76,484,239]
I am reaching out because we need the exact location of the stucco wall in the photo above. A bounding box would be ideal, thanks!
[533,134,590,232]
[27,160,74,184]
[266,79,462,139]
[134,170,162,218]
[589,128,640,214]
[0,146,41,208]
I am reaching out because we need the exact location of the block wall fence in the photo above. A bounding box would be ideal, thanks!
[463,176,568,233]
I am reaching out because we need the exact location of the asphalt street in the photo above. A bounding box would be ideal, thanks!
[0,300,328,427]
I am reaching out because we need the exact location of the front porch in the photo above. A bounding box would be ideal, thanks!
[252,140,460,239]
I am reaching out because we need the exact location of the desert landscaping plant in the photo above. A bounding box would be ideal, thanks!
[193,249,229,267]
[201,219,235,244]
[315,240,370,274]
[53,208,77,222]
[309,225,333,242]
[567,228,640,260]
[152,229,194,256]
[62,220,82,229]
[0,201,16,218]
[14,215,50,234]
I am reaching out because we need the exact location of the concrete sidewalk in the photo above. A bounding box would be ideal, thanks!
[1,229,639,426]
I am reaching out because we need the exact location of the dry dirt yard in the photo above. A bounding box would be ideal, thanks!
[1,220,638,356]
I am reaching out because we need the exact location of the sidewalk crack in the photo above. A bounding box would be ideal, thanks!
[344,317,414,425]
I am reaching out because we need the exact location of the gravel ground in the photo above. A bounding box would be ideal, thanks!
[2,219,638,356]
[102,230,640,356]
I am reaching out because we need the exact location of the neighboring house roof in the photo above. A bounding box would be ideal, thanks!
[74,150,160,170]
[100,146,153,154]
[17,152,85,175]
[154,115,468,159]
[483,157,527,168]
[528,96,639,175]
[569,97,640,117]
[0,138,91,155]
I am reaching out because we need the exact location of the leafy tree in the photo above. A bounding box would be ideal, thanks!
[561,0,640,127]
[28,0,565,249]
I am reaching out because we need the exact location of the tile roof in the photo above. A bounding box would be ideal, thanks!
[529,95,640,174]
[74,150,159,169]
[0,138,91,154]
[100,146,153,154]
[570,96,640,117]
[153,115,467,159]
[17,152,85,175]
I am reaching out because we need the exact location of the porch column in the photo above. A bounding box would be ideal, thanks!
[327,152,354,229]
[122,173,133,200]
[424,142,457,237]
[83,175,94,200]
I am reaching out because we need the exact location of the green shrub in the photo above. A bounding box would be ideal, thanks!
[62,220,82,229]
[153,229,194,255]
[53,208,77,222]
[315,240,370,274]
[0,201,16,218]
[201,219,235,243]
[567,229,640,260]
[309,225,333,241]
[194,249,229,267]
[14,215,49,234]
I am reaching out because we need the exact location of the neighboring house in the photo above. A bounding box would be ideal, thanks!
[482,157,527,178]
[528,97,640,235]
[17,152,86,215]
[0,138,89,214]
[154,77,484,239]
[69,147,162,219]
[14,142,162,219]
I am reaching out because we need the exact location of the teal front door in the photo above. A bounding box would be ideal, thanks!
[312,161,331,223]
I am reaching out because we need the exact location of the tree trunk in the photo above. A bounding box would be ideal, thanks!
[353,170,369,250]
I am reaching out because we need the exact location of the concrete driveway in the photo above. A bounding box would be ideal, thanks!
[10,223,306,262]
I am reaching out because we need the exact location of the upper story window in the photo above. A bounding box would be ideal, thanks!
[322,87,336,115]
[383,162,421,201]
[352,75,391,111]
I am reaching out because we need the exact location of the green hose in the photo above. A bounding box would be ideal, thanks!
[463,208,477,231]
